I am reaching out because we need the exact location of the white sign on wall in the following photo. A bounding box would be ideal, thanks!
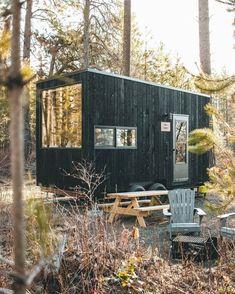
[161,122,171,132]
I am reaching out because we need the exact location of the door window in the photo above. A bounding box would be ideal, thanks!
[175,120,187,163]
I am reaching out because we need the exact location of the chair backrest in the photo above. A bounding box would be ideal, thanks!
[169,189,195,223]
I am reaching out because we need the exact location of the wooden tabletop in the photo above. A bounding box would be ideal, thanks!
[107,190,168,199]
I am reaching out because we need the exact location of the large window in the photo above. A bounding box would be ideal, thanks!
[94,126,137,149]
[41,84,82,148]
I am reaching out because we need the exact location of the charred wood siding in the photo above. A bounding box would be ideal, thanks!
[36,69,210,193]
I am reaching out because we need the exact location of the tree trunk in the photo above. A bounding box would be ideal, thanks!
[23,0,33,160]
[48,50,56,77]
[198,0,211,75]
[23,0,32,61]
[122,0,131,76]
[83,0,91,69]
[9,0,26,293]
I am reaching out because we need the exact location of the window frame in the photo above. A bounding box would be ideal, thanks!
[94,125,137,149]
[94,125,115,149]
[116,127,137,149]
[40,82,83,149]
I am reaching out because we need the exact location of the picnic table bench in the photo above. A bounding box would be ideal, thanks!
[98,199,151,212]
[101,190,169,227]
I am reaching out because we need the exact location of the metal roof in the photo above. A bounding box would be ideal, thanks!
[36,67,210,98]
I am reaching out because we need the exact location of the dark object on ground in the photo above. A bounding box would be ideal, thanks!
[128,184,145,192]
[171,235,218,262]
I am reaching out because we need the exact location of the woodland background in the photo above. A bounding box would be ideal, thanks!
[0,0,235,293]
[0,0,234,167]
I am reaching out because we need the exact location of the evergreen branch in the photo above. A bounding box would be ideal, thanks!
[194,80,234,92]
[183,66,235,83]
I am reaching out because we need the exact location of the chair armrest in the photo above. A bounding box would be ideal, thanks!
[217,212,235,219]
[194,208,206,224]
[194,208,206,216]
[217,212,235,227]
[163,208,172,217]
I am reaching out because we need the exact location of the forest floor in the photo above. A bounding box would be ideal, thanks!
[0,179,235,293]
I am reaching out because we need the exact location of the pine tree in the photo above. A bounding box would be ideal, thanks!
[122,0,131,76]
[198,0,211,74]
[8,1,26,292]
[189,102,235,211]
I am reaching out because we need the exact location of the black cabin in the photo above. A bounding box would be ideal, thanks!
[36,68,210,194]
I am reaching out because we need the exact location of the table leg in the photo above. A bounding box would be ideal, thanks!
[131,198,146,227]
[150,196,161,206]
[108,197,121,223]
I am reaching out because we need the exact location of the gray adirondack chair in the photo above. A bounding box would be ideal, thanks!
[163,189,206,239]
[218,212,235,239]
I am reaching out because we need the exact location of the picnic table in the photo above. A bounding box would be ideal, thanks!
[103,190,169,227]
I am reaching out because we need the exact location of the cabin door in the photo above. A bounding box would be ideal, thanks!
[173,114,189,182]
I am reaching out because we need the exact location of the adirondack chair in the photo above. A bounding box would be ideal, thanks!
[163,189,206,239]
[218,212,235,239]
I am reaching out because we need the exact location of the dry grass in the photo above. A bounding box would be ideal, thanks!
[0,148,10,180]
[0,190,234,293]
[53,204,235,294]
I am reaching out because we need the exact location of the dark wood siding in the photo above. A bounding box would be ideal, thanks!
[36,71,90,189]
[36,69,210,194]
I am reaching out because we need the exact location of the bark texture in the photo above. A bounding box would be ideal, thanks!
[23,0,33,160]
[9,0,26,293]
[83,0,91,69]
[198,0,211,74]
[23,0,33,61]
[122,0,131,76]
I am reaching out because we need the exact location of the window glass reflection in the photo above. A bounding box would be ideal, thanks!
[175,121,187,163]
[95,128,114,147]
[42,84,82,148]
[116,128,136,147]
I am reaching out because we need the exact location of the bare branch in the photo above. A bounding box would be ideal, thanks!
[23,74,36,85]
[63,160,106,202]
[25,234,67,285]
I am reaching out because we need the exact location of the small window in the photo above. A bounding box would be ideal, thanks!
[94,126,137,149]
[116,128,136,148]
[95,127,115,147]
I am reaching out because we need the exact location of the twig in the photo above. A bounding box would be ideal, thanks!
[173,284,189,293]
[26,234,67,285]
[25,258,46,286]
[0,235,67,289]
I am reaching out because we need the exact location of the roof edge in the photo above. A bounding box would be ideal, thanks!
[37,67,210,98]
